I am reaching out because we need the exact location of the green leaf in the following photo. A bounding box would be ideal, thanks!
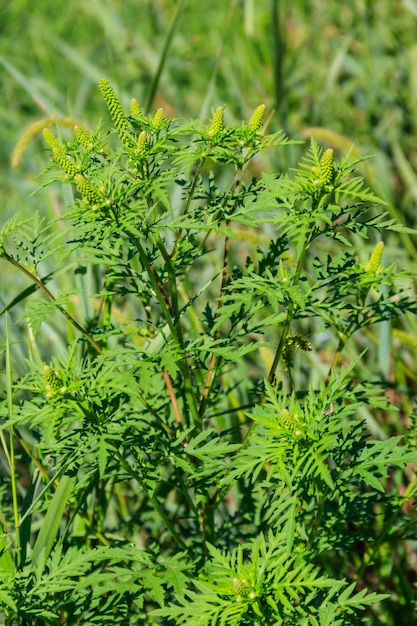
[31,475,76,564]
[98,435,109,478]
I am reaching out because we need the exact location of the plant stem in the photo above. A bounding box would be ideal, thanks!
[171,157,205,259]
[5,314,20,562]
[162,369,183,430]
[198,164,244,418]
[213,225,314,506]
[2,248,103,354]
[267,230,311,385]
[116,453,188,552]
[198,221,231,418]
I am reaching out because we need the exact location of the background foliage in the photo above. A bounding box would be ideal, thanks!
[1,1,417,624]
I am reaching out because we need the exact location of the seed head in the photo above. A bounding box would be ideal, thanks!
[74,125,93,149]
[130,98,142,117]
[248,104,265,133]
[366,241,384,274]
[153,107,166,130]
[75,174,103,207]
[52,147,77,179]
[319,148,335,185]
[209,106,224,137]
[99,78,131,134]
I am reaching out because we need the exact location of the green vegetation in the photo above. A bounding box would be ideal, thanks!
[1,2,417,624]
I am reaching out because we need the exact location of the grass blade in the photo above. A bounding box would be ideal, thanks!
[31,474,76,565]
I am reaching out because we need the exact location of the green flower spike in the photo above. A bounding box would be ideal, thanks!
[136,131,149,158]
[366,241,384,274]
[319,148,335,185]
[280,408,302,436]
[43,128,65,151]
[281,408,294,430]
[99,78,131,134]
[209,106,224,136]
[43,365,67,398]
[248,104,265,133]
[130,98,142,117]
[75,174,104,208]
[153,107,166,130]
[233,577,253,600]
[282,332,312,369]
[52,147,77,179]
[74,125,93,149]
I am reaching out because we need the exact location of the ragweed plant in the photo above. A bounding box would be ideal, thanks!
[0,80,416,625]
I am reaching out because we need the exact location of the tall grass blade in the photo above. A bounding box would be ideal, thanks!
[31,475,76,565]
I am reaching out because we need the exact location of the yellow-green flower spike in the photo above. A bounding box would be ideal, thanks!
[209,106,224,136]
[153,107,166,130]
[74,125,93,149]
[319,148,335,185]
[52,147,77,179]
[43,128,64,151]
[43,365,65,398]
[130,98,142,117]
[75,174,103,208]
[136,131,149,158]
[281,408,293,430]
[232,578,252,596]
[366,241,384,274]
[282,332,312,370]
[280,408,302,434]
[248,104,265,133]
[289,332,312,353]
[99,78,131,133]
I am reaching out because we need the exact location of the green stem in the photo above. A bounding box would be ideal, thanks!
[2,249,103,354]
[5,314,20,562]
[129,157,202,427]
[325,335,347,385]
[213,225,315,507]
[116,453,188,551]
[324,291,371,384]
[267,227,312,385]
[152,231,181,318]
[171,157,206,260]
[198,221,231,418]
[199,166,244,419]
[133,237,178,339]
[143,232,201,427]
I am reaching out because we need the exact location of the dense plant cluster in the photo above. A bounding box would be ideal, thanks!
[0,80,416,625]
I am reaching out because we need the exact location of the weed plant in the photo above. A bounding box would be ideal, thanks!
[1,80,417,625]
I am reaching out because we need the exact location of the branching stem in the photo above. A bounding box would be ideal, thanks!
[2,248,103,354]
